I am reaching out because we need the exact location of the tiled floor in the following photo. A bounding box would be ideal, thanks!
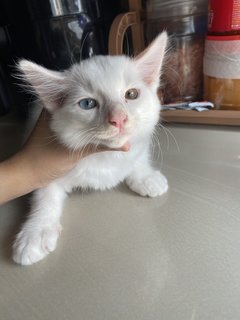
[0,116,240,320]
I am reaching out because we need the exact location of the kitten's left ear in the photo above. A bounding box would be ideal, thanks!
[18,60,66,111]
[134,31,168,90]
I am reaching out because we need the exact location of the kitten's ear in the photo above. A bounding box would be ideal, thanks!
[134,31,168,90]
[18,60,66,111]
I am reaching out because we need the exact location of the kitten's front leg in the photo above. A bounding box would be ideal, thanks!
[13,183,66,265]
[126,153,168,197]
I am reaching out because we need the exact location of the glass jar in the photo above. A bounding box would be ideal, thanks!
[203,35,240,110]
[144,0,208,104]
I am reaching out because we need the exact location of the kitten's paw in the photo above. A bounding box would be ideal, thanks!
[126,171,168,197]
[13,223,62,266]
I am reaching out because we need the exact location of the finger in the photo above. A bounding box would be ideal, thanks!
[117,142,130,152]
[97,142,130,153]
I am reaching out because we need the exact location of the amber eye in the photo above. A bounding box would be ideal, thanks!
[125,88,139,100]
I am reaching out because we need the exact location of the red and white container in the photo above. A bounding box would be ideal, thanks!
[203,35,240,110]
[208,0,240,34]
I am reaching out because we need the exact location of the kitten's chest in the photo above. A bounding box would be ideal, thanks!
[63,147,141,191]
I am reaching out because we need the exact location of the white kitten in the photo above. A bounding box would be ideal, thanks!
[13,32,168,265]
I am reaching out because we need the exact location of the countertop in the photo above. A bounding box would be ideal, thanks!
[0,115,240,320]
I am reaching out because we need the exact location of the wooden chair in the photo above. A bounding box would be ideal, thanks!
[108,0,145,56]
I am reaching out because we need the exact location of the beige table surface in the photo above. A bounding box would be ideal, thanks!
[0,115,240,320]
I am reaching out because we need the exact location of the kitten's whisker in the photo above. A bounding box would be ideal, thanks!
[151,128,163,169]
[68,130,99,160]
[161,63,183,97]
[80,32,91,62]
[156,121,180,153]
[156,122,170,152]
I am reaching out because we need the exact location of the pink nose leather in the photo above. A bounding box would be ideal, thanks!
[108,113,128,129]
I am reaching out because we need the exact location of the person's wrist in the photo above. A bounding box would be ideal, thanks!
[12,150,42,191]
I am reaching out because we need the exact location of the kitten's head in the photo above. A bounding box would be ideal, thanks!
[18,32,167,149]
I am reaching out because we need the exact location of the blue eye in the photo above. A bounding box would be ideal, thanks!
[78,98,98,110]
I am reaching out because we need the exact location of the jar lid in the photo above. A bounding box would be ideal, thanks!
[204,36,240,78]
[205,36,240,55]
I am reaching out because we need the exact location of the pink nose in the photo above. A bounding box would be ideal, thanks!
[108,113,128,129]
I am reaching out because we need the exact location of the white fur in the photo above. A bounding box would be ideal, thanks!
[13,32,168,265]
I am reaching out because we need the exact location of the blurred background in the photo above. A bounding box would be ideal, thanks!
[1,0,240,123]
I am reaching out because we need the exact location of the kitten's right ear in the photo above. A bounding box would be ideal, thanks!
[134,32,168,91]
[18,60,66,111]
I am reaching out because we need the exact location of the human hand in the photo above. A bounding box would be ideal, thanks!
[0,110,129,204]
[15,110,130,189]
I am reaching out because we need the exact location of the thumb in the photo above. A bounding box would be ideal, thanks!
[98,142,131,153]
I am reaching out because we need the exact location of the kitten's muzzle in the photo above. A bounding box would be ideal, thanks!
[108,111,128,135]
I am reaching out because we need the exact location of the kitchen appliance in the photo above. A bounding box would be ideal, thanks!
[0,0,126,116]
